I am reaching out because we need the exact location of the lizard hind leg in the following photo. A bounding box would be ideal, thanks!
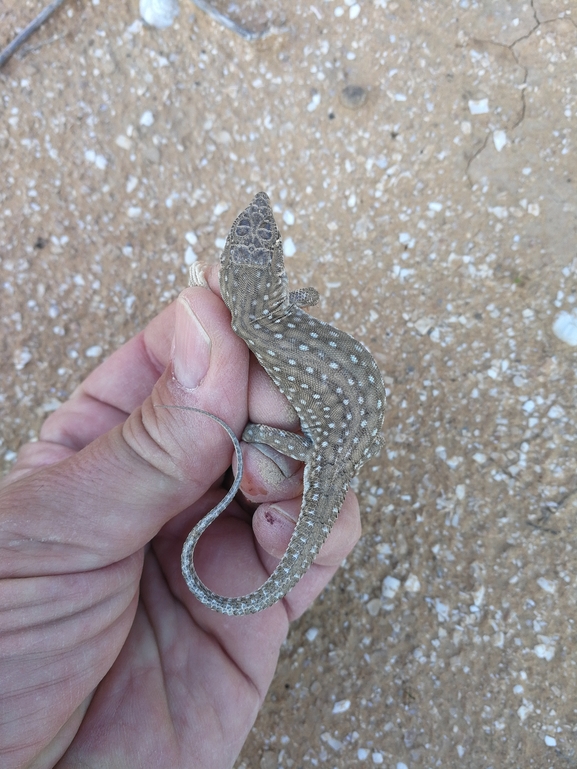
[242,423,312,462]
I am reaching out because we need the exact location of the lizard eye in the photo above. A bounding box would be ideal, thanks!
[234,216,252,238]
[256,220,274,241]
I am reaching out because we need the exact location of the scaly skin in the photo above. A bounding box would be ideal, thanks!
[182,191,386,615]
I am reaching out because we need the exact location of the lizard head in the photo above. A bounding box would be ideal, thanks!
[219,191,288,313]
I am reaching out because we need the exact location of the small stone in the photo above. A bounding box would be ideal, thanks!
[85,345,103,358]
[115,135,132,150]
[140,110,155,127]
[404,574,421,593]
[283,237,296,257]
[547,404,565,419]
[534,643,555,661]
[140,0,179,28]
[382,575,401,599]
[321,732,343,750]
[414,317,434,336]
[15,349,32,370]
[537,577,556,594]
[340,85,368,110]
[468,98,489,114]
[184,246,197,265]
[332,699,350,713]
[544,735,557,747]
[493,129,507,151]
[305,627,319,641]
[553,311,577,346]
[366,598,382,616]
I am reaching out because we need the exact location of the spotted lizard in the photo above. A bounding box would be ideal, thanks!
[180,191,386,615]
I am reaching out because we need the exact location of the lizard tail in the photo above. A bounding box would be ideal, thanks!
[181,473,346,616]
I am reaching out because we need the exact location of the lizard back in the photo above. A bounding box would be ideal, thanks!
[182,192,386,615]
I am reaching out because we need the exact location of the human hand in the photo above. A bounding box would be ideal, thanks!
[0,266,361,769]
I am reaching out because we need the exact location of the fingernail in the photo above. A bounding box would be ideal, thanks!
[172,294,211,389]
[268,504,298,525]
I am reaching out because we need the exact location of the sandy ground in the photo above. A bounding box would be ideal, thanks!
[1,0,577,767]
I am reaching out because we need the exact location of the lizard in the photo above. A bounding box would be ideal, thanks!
[179,191,386,615]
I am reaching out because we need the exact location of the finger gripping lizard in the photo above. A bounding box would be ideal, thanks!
[183,191,386,615]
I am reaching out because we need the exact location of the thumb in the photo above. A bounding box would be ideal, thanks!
[0,287,249,578]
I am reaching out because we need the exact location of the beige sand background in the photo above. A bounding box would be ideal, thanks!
[1,1,576,766]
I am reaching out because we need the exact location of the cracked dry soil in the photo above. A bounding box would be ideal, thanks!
[1,0,577,767]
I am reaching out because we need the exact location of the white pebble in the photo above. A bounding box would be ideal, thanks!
[472,452,486,464]
[115,135,132,150]
[527,202,540,216]
[456,484,466,500]
[366,598,381,616]
[185,231,198,245]
[537,577,556,594]
[382,575,401,599]
[468,98,489,114]
[127,206,142,218]
[283,210,295,225]
[435,598,450,622]
[544,736,557,747]
[283,237,296,257]
[357,748,370,760]
[404,574,421,593]
[139,0,179,28]
[493,129,507,151]
[428,201,443,212]
[332,699,350,713]
[547,404,565,419]
[320,732,343,750]
[397,763,408,769]
[184,246,198,265]
[15,349,32,370]
[307,93,321,112]
[518,703,533,721]
[305,627,319,641]
[522,400,535,414]
[213,201,229,216]
[85,345,103,358]
[534,643,555,661]
[372,753,384,765]
[552,311,577,346]
[126,175,138,193]
[349,4,361,19]
[140,110,154,127]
